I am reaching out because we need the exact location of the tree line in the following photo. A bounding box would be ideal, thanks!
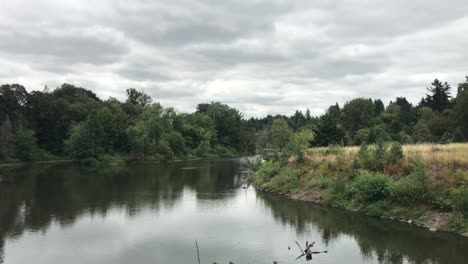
[0,85,256,162]
[253,76,468,149]
[1,76,467,162]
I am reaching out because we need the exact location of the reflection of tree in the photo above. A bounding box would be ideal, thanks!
[0,159,241,260]
[257,192,468,264]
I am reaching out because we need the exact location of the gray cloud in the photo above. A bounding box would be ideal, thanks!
[0,0,467,117]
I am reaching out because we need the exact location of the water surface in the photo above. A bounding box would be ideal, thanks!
[0,159,467,264]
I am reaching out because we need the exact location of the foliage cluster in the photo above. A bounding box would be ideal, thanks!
[254,142,468,231]
[252,76,468,149]
[0,85,256,163]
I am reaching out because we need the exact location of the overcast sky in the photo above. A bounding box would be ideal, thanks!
[1,0,467,117]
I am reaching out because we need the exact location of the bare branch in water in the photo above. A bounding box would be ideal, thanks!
[195,240,201,264]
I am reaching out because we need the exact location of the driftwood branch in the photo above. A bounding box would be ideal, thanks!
[295,240,327,261]
[294,240,304,253]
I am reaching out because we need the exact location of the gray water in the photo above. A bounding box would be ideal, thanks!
[0,159,467,264]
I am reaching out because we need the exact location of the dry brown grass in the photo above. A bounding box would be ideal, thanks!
[308,143,468,166]
[403,143,468,165]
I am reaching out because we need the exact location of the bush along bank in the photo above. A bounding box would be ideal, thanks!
[253,142,468,236]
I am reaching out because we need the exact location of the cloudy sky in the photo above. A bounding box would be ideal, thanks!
[1,0,467,117]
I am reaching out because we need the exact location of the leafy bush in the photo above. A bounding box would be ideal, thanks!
[448,213,467,232]
[350,173,392,202]
[451,188,468,213]
[358,143,373,170]
[165,132,186,156]
[389,165,428,205]
[287,129,314,163]
[374,140,387,170]
[97,154,125,165]
[388,142,404,162]
[14,126,42,161]
[255,160,281,185]
[213,145,235,157]
[365,200,390,217]
[269,167,302,193]
[431,197,453,211]
[318,176,333,190]
[193,141,212,158]
[155,141,174,161]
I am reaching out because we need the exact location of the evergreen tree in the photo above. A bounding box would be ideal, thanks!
[420,79,451,112]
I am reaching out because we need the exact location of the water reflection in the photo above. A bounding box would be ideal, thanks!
[0,159,467,264]
[258,192,468,264]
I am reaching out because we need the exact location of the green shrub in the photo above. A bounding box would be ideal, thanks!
[269,167,301,193]
[451,188,468,213]
[14,127,42,161]
[388,142,404,163]
[365,200,390,217]
[155,141,174,161]
[318,176,333,190]
[358,143,373,170]
[389,166,428,205]
[213,145,235,157]
[98,154,125,166]
[373,140,387,170]
[165,132,186,156]
[350,173,392,202]
[194,141,212,158]
[431,197,453,212]
[254,160,281,186]
[448,213,467,232]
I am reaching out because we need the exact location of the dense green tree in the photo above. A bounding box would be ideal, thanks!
[315,113,344,147]
[289,110,307,131]
[67,105,129,159]
[0,84,28,124]
[287,129,314,163]
[271,118,293,149]
[125,88,152,106]
[164,132,187,156]
[14,126,41,161]
[373,99,385,116]
[239,122,257,155]
[420,79,451,112]
[181,113,217,149]
[0,117,14,159]
[305,108,311,121]
[341,98,374,140]
[26,84,100,154]
[197,102,242,150]
[450,77,468,138]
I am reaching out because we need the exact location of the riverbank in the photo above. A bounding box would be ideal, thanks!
[253,143,468,236]
[0,153,242,167]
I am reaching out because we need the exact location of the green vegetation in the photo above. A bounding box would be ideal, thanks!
[0,85,256,164]
[254,135,468,234]
[2,75,468,164]
[252,76,468,147]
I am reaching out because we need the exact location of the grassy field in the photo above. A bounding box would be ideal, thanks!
[254,143,468,234]
[309,143,468,164]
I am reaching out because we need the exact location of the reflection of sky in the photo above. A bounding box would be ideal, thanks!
[4,186,367,264]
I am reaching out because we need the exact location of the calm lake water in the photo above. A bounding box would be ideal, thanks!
[0,159,467,264]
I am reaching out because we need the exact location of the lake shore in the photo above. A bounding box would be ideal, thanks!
[255,186,468,237]
[253,143,468,237]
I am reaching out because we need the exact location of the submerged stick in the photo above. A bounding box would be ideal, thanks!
[195,240,201,264]
[294,240,304,253]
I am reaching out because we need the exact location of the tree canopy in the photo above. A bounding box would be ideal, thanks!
[1,75,467,162]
